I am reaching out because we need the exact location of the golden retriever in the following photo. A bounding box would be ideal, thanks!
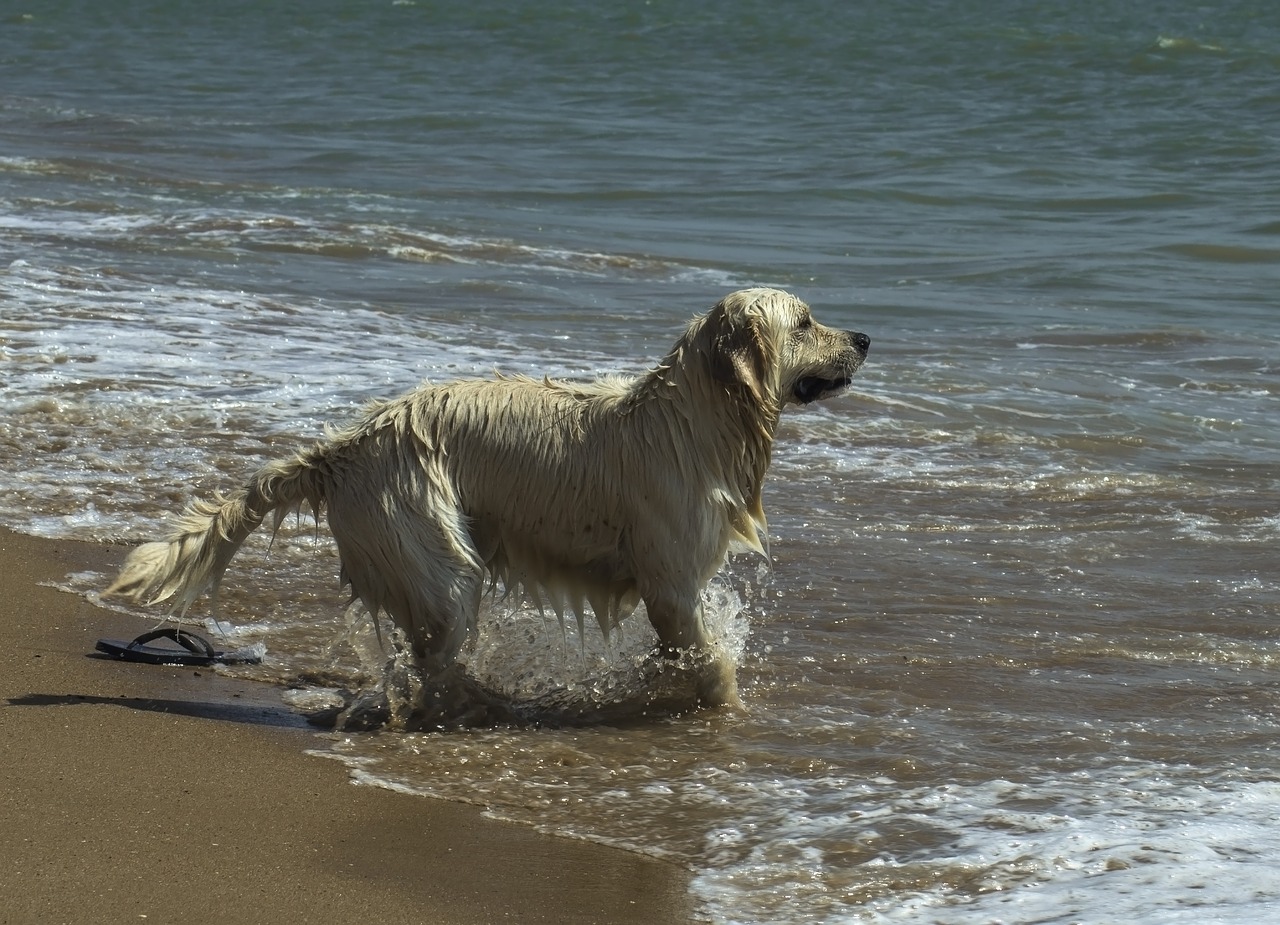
[106,288,869,718]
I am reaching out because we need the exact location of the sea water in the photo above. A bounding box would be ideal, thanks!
[3,2,1279,920]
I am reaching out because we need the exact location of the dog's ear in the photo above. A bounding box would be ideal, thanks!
[707,303,775,405]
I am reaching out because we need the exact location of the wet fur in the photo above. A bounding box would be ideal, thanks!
[106,288,869,710]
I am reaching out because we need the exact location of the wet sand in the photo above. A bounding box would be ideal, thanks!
[0,527,693,924]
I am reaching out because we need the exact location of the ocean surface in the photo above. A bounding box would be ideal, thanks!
[3,1,1279,921]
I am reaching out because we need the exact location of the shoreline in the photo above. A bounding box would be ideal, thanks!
[0,527,694,924]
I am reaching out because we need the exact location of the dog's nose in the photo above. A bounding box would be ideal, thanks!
[851,332,870,352]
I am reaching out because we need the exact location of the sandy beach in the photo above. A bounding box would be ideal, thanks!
[0,527,693,924]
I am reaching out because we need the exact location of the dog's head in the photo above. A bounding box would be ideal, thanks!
[699,288,870,407]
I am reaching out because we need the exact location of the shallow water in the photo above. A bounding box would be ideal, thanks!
[5,2,1280,921]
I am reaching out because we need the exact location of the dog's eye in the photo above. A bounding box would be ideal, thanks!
[796,315,813,332]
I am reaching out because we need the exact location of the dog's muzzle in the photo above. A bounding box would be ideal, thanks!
[793,331,869,404]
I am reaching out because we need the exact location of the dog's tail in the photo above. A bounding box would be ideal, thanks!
[105,450,327,615]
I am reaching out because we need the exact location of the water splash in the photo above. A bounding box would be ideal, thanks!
[295,576,754,731]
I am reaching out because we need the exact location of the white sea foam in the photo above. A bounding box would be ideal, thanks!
[692,766,1280,924]
[0,258,626,540]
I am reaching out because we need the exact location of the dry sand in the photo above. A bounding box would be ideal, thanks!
[0,527,694,924]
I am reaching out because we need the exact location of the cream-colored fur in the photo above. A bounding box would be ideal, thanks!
[106,288,869,709]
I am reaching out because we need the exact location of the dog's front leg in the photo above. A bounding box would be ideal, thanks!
[644,592,707,658]
[644,596,738,707]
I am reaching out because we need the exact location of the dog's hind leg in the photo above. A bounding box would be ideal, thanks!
[325,460,489,729]
[325,453,485,678]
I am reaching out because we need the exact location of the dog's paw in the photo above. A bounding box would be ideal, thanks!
[640,645,741,710]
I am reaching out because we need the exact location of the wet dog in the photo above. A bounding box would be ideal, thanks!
[106,288,869,717]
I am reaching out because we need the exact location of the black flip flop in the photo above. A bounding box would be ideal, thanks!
[95,627,262,666]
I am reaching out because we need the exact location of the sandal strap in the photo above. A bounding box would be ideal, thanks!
[129,627,217,658]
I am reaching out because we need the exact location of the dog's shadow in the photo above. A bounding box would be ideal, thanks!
[310,659,718,732]
[6,683,708,736]
[7,691,312,729]
[9,658,718,735]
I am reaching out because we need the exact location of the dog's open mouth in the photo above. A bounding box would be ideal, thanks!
[793,375,852,404]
